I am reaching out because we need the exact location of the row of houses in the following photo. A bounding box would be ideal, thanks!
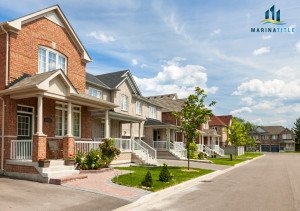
[0,5,233,182]
[0,5,294,183]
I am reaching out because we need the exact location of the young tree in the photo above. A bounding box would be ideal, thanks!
[293,118,300,144]
[173,87,216,170]
[227,118,248,157]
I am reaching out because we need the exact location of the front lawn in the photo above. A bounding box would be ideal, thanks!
[112,166,213,192]
[208,152,263,166]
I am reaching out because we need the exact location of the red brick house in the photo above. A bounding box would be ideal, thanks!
[0,5,118,182]
[208,115,232,147]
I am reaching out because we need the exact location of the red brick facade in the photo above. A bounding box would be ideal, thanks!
[0,11,93,174]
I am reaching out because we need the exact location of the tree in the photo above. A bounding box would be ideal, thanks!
[227,118,248,157]
[173,87,216,170]
[293,118,300,144]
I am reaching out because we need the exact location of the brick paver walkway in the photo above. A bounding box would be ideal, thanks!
[62,169,150,201]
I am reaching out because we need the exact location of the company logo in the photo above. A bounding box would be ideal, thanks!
[260,5,286,25]
[250,5,294,33]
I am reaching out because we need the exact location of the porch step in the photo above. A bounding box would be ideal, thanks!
[49,160,65,166]
[49,174,88,185]
[46,170,79,179]
[41,165,75,173]
[157,151,179,160]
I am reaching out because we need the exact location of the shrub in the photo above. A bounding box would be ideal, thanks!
[198,152,207,160]
[75,149,101,170]
[99,138,121,167]
[159,163,172,182]
[189,142,198,159]
[141,171,153,187]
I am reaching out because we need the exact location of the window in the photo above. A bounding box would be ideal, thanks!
[136,101,142,115]
[17,115,30,136]
[55,103,81,137]
[120,95,128,111]
[149,106,157,119]
[88,87,102,99]
[282,134,292,139]
[38,47,67,73]
[272,135,278,140]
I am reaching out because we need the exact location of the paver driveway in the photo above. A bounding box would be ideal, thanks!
[0,176,129,211]
[123,153,300,211]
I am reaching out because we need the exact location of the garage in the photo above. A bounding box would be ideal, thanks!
[261,145,280,152]
[261,145,270,152]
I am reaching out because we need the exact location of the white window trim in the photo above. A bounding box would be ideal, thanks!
[17,104,35,138]
[120,94,128,111]
[88,86,103,99]
[55,102,81,138]
[38,46,67,74]
[136,101,142,115]
[149,106,157,119]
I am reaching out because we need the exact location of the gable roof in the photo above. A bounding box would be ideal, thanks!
[86,72,111,90]
[147,94,185,112]
[0,5,91,62]
[95,70,141,95]
[209,115,232,127]
[258,126,287,135]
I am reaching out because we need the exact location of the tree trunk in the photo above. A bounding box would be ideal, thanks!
[187,142,190,170]
[235,146,237,159]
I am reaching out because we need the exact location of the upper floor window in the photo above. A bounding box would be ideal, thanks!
[272,135,278,140]
[136,101,142,115]
[88,87,103,99]
[282,134,292,139]
[38,47,67,73]
[149,106,157,119]
[120,95,128,111]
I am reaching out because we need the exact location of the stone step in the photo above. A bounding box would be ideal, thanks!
[41,165,75,173]
[49,174,88,185]
[49,160,65,166]
[46,170,79,179]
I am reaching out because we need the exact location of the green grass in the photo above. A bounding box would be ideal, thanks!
[208,152,263,166]
[112,166,213,192]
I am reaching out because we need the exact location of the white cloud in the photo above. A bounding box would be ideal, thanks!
[253,47,270,56]
[230,107,252,115]
[251,118,263,125]
[262,35,272,40]
[241,97,254,106]
[269,119,287,124]
[141,64,147,68]
[252,101,273,110]
[233,79,300,99]
[88,32,115,43]
[134,57,218,98]
[296,42,300,53]
[211,29,221,36]
[131,59,138,66]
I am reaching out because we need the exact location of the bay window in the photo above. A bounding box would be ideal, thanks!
[55,102,81,137]
[38,46,67,73]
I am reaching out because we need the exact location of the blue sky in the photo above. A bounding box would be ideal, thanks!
[1,0,300,128]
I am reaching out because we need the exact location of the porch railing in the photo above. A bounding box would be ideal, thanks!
[132,139,149,163]
[137,139,157,160]
[114,138,131,152]
[75,140,102,155]
[204,145,212,157]
[211,145,225,156]
[196,144,204,152]
[153,141,168,150]
[170,142,187,159]
[10,140,32,160]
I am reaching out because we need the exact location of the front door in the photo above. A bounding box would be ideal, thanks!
[17,113,33,140]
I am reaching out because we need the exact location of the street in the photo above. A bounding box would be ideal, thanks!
[127,153,300,211]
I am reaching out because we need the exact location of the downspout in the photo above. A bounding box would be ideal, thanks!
[0,97,5,172]
[1,25,9,86]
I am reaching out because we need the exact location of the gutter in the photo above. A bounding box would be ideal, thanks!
[1,26,9,86]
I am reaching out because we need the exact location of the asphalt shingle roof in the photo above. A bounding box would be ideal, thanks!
[86,72,110,89]
[259,126,286,135]
[95,70,128,88]
[144,118,171,126]
[147,94,186,112]
[209,115,232,127]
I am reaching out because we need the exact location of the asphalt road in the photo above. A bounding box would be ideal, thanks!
[131,153,300,211]
[0,176,129,211]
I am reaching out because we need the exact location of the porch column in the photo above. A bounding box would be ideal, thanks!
[138,122,141,141]
[104,110,110,138]
[66,102,72,136]
[63,101,75,160]
[32,95,47,162]
[201,135,204,145]
[167,128,170,149]
[130,122,133,140]
[36,95,44,136]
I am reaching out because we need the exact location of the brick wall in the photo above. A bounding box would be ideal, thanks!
[5,164,39,174]
[0,34,6,90]
[8,17,87,93]
[162,112,177,125]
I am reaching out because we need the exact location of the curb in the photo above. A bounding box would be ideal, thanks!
[114,154,265,211]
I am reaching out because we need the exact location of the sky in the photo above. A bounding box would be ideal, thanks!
[0,0,300,128]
